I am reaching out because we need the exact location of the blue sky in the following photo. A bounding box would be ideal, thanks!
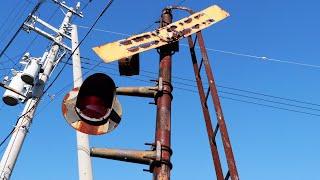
[0,0,320,179]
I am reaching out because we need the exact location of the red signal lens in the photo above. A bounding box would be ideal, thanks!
[75,73,116,122]
[77,95,109,119]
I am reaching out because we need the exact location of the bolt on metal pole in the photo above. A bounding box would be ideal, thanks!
[0,9,75,180]
[71,24,93,180]
[153,8,173,180]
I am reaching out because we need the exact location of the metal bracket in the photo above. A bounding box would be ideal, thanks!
[116,86,158,98]
[158,77,163,92]
[23,23,72,51]
[0,82,27,99]
[153,77,173,104]
[144,141,173,173]
[30,15,72,40]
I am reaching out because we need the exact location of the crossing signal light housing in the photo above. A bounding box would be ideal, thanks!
[62,73,122,135]
[118,54,140,76]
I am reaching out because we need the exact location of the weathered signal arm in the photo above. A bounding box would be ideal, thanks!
[92,5,229,63]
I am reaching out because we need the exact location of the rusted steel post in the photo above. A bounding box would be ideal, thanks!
[152,8,173,180]
[187,36,224,180]
[116,86,157,98]
[90,148,155,165]
[196,32,239,180]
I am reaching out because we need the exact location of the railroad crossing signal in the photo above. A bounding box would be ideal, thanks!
[62,5,230,135]
[62,73,122,135]
[61,4,239,180]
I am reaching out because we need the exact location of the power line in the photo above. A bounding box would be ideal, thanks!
[0,1,21,35]
[220,96,320,117]
[78,57,320,109]
[0,2,49,86]
[218,90,320,112]
[0,129,14,149]
[34,61,151,122]
[55,60,320,117]
[2,53,16,65]
[43,0,114,95]
[0,1,44,59]
[23,6,60,54]
[181,44,320,69]
[0,0,114,150]
[0,1,30,42]
[127,66,320,108]
[0,96,36,172]
[20,0,115,120]
[0,3,60,92]
[136,0,189,34]
[22,59,319,152]
[81,0,93,12]
[216,85,320,107]
[2,0,116,140]
[77,25,131,37]
[76,26,320,70]
[170,86,320,117]
[35,60,104,117]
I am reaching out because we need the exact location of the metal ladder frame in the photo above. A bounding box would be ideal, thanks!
[187,32,239,180]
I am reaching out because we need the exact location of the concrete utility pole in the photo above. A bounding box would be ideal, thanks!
[71,24,93,180]
[0,3,82,179]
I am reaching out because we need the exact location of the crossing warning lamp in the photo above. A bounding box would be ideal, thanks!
[62,73,122,135]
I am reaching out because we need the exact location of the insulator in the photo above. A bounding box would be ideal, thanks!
[22,52,30,61]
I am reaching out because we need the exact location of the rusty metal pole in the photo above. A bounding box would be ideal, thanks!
[196,32,239,180]
[152,8,173,180]
[116,86,157,98]
[187,36,224,180]
[91,148,155,165]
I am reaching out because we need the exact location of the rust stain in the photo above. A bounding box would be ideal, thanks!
[207,18,215,23]
[192,24,200,29]
[120,40,132,45]
[184,18,192,23]
[127,46,139,52]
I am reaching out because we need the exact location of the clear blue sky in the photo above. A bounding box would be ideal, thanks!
[0,0,320,179]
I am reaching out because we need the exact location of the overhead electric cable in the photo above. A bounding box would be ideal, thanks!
[0,1,30,42]
[4,0,116,133]
[0,0,114,150]
[0,1,21,34]
[77,57,320,109]
[77,26,320,70]
[43,0,114,95]
[170,86,320,117]
[81,0,93,12]
[54,61,320,118]
[0,1,44,59]
[137,0,188,34]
